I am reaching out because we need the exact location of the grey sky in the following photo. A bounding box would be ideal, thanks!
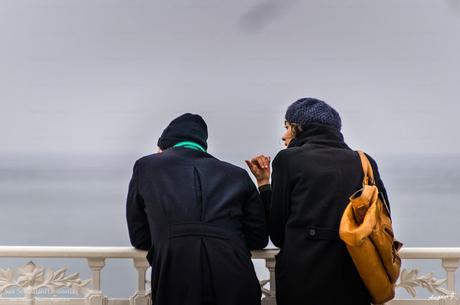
[1,0,459,160]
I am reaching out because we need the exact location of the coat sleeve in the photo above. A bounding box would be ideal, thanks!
[267,151,291,248]
[126,160,152,251]
[258,184,272,221]
[241,172,269,250]
[365,153,391,213]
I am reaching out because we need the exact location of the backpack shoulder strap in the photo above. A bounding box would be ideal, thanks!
[357,150,375,186]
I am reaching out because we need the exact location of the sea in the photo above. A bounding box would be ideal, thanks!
[1,153,460,299]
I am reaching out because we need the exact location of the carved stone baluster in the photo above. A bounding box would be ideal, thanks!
[86,258,106,305]
[87,258,105,291]
[442,258,460,293]
[262,257,276,305]
[129,257,151,305]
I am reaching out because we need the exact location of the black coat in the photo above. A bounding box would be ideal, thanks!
[260,123,390,305]
[126,147,268,305]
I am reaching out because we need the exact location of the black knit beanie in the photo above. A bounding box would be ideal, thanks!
[157,113,208,150]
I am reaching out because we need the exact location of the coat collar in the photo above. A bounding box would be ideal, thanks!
[288,123,350,149]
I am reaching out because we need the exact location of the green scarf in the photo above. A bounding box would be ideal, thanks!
[173,141,206,152]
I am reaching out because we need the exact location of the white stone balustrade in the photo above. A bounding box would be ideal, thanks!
[1,247,460,304]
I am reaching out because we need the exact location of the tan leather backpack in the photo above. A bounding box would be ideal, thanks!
[339,151,403,304]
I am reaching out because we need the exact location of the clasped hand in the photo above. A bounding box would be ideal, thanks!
[245,155,271,187]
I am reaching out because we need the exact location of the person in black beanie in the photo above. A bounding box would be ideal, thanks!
[157,113,209,151]
[127,113,268,305]
[246,98,390,305]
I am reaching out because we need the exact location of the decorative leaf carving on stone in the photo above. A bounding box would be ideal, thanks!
[0,268,16,294]
[0,261,91,298]
[397,268,454,298]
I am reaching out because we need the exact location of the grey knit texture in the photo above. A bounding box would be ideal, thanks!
[285,98,342,130]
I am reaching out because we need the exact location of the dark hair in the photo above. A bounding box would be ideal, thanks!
[287,121,303,139]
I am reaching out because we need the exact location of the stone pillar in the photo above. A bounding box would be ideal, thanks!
[129,257,151,305]
[442,258,459,292]
[86,258,106,305]
[87,258,105,291]
[262,257,277,305]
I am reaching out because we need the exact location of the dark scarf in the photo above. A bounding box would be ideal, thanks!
[288,123,350,150]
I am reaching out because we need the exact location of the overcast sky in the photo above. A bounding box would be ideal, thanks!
[1,0,459,161]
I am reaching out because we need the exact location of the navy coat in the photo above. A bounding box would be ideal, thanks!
[126,147,268,305]
[260,123,390,305]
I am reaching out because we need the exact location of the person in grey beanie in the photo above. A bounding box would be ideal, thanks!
[245,98,390,305]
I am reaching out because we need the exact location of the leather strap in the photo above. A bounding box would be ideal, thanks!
[357,150,375,186]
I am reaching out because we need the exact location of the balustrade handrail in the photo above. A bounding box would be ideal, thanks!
[0,246,147,258]
[1,246,460,304]
[1,246,460,259]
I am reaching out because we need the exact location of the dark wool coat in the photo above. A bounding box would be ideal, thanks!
[259,123,390,305]
[126,147,268,305]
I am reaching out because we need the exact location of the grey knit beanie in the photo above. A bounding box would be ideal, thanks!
[285,98,342,130]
